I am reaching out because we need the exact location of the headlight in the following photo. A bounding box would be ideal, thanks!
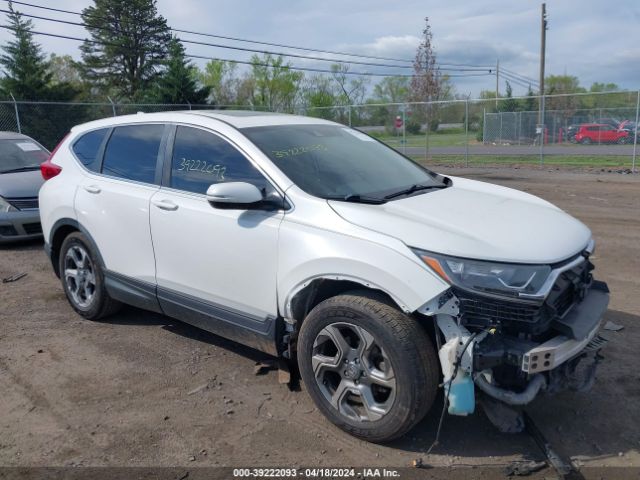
[413,248,552,298]
[0,196,17,213]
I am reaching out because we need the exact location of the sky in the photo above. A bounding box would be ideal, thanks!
[0,0,639,99]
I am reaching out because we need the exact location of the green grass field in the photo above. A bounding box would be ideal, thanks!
[409,155,635,168]
[374,131,475,148]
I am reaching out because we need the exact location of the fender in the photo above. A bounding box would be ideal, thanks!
[279,256,449,321]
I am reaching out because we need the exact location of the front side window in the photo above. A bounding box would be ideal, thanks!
[72,128,109,171]
[170,126,269,195]
[102,124,164,183]
[241,124,445,201]
[0,138,49,174]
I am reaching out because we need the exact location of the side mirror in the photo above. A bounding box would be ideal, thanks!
[206,182,263,207]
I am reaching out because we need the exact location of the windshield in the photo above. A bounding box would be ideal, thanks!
[0,138,49,173]
[241,124,446,201]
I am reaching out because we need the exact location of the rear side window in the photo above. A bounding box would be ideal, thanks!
[169,126,269,194]
[72,128,109,171]
[102,124,164,184]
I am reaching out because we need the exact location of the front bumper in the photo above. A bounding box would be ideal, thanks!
[522,281,609,374]
[0,210,43,243]
[474,281,609,405]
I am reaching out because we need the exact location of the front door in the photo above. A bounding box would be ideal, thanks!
[149,125,284,349]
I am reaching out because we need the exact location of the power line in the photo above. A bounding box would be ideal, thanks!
[0,24,494,79]
[0,7,495,74]
[3,0,415,64]
[2,0,497,71]
[501,71,536,90]
[501,67,539,86]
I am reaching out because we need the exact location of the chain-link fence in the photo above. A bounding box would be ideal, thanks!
[304,90,640,172]
[0,99,271,150]
[1,91,639,171]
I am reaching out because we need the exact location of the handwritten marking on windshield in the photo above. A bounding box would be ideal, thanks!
[272,144,327,158]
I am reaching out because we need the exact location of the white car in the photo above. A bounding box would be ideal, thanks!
[39,111,609,442]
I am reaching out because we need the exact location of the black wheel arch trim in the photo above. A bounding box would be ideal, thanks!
[47,218,106,277]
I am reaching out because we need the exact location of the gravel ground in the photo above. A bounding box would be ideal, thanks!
[1,167,639,472]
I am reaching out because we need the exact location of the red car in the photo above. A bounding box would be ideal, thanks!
[573,123,630,144]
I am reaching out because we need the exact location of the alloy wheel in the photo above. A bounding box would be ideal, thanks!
[311,322,396,422]
[64,245,96,309]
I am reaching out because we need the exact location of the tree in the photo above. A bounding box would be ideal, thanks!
[522,85,536,112]
[409,18,452,131]
[410,17,441,103]
[80,0,171,100]
[0,2,80,148]
[499,81,519,112]
[302,74,337,118]
[330,64,368,105]
[372,76,409,104]
[0,1,51,100]
[152,37,209,104]
[48,54,83,86]
[250,54,303,112]
[198,60,240,106]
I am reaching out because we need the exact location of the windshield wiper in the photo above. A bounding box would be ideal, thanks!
[325,194,387,204]
[383,183,447,200]
[0,166,40,174]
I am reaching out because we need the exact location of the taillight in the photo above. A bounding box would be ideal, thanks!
[40,132,69,181]
[40,161,63,180]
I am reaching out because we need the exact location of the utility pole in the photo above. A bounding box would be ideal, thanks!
[495,59,500,109]
[538,3,548,124]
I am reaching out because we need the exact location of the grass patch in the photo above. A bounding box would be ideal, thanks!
[377,132,478,148]
[409,155,634,168]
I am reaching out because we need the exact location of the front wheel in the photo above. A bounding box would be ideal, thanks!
[297,292,439,442]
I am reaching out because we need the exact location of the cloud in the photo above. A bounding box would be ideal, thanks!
[0,0,637,97]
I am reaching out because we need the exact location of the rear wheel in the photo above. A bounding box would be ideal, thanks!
[297,292,438,442]
[59,232,121,320]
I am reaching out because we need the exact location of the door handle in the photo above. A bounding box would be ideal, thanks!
[152,199,179,211]
[83,185,101,194]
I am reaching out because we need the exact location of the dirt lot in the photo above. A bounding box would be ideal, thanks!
[1,167,639,472]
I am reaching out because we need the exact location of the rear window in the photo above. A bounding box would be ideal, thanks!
[0,138,49,173]
[72,128,109,171]
[102,124,164,184]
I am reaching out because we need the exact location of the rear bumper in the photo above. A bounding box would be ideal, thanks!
[0,210,43,243]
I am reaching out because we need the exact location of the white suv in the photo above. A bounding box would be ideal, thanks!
[39,111,609,441]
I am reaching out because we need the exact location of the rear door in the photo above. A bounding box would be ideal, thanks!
[74,123,167,284]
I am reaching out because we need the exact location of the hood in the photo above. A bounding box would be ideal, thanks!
[0,169,44,198]
[328,177,591,264]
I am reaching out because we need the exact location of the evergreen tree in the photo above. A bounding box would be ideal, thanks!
[80,0,171,100]
[523,85,536,112]
[152,37,209,104]
[500,81,519,112]
[0,1,51,99]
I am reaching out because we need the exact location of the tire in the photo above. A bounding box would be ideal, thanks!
[580,137,592,145]
[617,137,628,145]
[297,292,439,442]
[59,231,121,320]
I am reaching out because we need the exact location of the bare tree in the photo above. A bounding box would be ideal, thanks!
[409,17,446,130]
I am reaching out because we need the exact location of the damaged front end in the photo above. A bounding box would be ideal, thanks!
[417,242,609,432]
